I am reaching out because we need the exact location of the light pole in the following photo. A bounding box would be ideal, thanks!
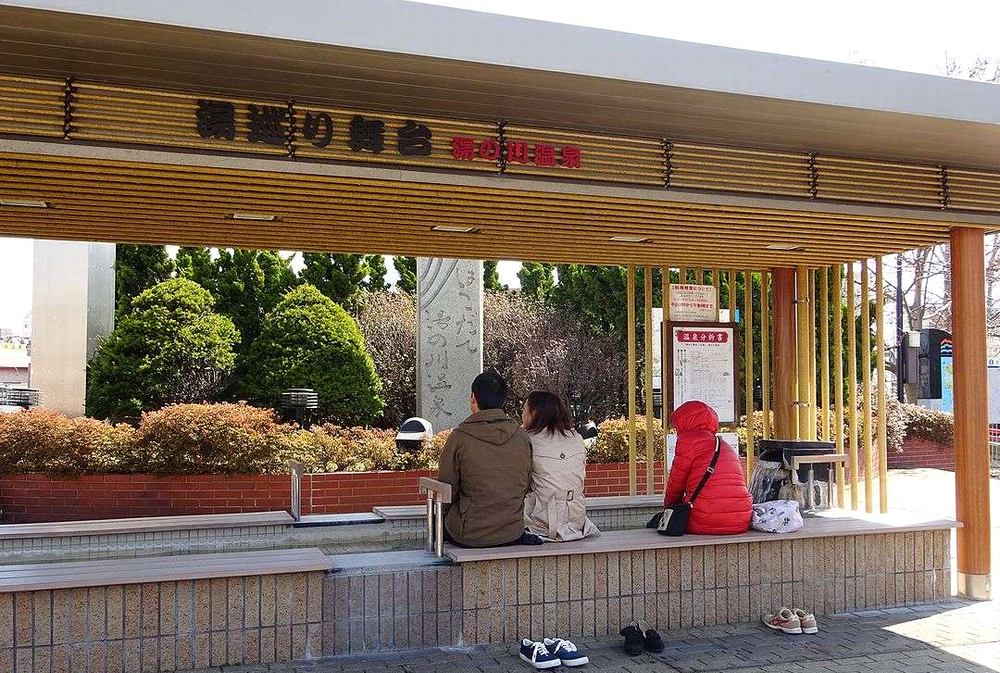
[895,254,905,402]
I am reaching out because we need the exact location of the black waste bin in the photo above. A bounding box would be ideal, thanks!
[758,439,836,483]
[753,439,838,507]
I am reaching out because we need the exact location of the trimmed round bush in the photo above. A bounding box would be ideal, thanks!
[241,284,385,425]
[86,279,240,420]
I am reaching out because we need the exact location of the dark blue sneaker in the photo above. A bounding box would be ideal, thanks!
[520,639,561,669]
[545,638,589,667]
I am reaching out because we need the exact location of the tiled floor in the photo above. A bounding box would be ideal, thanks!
[208,598,999,673]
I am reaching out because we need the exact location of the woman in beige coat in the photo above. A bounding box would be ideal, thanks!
[522,391,599,542]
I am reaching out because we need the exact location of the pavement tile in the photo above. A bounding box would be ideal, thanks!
[240,599,999,673]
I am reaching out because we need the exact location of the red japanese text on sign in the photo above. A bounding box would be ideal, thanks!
[449,136,582,168]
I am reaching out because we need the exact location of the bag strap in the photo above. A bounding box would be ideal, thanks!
[687,436,722,506]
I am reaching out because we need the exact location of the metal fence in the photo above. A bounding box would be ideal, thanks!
[989,425,1000,474]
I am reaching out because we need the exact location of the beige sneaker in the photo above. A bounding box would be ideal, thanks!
[762,608,802,634]
[793,609,818,634]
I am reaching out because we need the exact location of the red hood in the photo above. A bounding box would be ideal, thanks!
[671,401,720,434]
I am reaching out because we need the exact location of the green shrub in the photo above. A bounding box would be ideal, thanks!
[0,408,134,475]
[86,279,239,420]
[241,284,385,425]
[588,417,666,464]
[131,403,291,474]
[310,424,437,472]
[901,404,954,446]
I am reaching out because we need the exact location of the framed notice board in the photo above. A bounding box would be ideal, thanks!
[664,322,739,427]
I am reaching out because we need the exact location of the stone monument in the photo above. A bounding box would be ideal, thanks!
[416,258,483,431]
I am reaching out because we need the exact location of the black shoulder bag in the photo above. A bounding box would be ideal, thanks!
[647,436,722,536]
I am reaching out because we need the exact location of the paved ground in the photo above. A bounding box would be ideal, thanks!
[226,599,999,673]
[846,468,1000,579]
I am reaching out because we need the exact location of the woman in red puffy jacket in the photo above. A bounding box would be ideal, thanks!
[664,400,752,535]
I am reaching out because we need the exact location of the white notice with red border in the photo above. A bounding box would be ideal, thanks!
[671,325,736,424]
[668,284,718,322]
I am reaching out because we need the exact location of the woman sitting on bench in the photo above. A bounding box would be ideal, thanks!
[664,400,752,535]
[522,390,599,542]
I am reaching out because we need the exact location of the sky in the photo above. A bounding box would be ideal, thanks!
[2,0,999,329]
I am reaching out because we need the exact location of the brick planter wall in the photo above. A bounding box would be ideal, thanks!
[888,438,954,471]
[0,462,666,524]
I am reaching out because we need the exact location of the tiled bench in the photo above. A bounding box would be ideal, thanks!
[322,510,958,654]
[0,511,294,563]
[0,548,330,672]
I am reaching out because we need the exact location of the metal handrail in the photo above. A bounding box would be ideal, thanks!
[289,459,305,522]
[418,477,453,557]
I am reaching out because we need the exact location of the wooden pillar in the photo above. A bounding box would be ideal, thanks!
[771,268,798,439]
[796,267,812,440]
[951,227,992,600]
[627,266,637,496]
[644,267,655,495]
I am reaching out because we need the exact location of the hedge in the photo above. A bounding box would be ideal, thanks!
[0,401,955,477]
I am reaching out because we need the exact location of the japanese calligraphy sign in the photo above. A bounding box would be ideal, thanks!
[668,284,719,322]
[191,98,581,171]
[416,258,484,431]
[665,322,738,425]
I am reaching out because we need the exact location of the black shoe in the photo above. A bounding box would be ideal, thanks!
[620,621,644,656]
[518,532,544,545]
[638,618,664,653]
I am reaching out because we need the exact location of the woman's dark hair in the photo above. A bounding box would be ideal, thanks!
[524,390,574,436]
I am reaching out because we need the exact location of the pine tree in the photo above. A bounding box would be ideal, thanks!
[114,244,174,314]
[174,246,214,282]
[517,262,555,300]
[299,253,371,306]
[484,260,504,292]
[364,254,390,292]
[393,256,417,294]
[207,249,296,350]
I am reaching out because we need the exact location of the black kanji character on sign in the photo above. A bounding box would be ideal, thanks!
[397,120,432,156]
[196,100,236,140]
[247,104,288,146]
[349,115,385,153]
[302,111,333,148]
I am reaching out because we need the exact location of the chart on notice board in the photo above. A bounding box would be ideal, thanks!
[670,324,737,424]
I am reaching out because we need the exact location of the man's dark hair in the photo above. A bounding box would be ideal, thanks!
[471,371,508,410]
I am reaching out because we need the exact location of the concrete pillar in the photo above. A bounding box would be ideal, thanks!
[950,227,992,600]
[416,258,483,431]
[30,240,115,417]
[771,268,798,439]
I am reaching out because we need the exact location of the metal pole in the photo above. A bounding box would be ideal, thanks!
[896,253,905,402]
[289,459,304,522]
[426,493,435,553]
[434,500,445,558]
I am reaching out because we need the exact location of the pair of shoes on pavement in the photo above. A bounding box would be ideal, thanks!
[762,608,818,635]
[519,638,589,669]
[620,619,664,655]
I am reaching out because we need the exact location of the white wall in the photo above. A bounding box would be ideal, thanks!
[30,240,115,416]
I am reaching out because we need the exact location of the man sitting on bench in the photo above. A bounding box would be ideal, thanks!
[437,371,540,547]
